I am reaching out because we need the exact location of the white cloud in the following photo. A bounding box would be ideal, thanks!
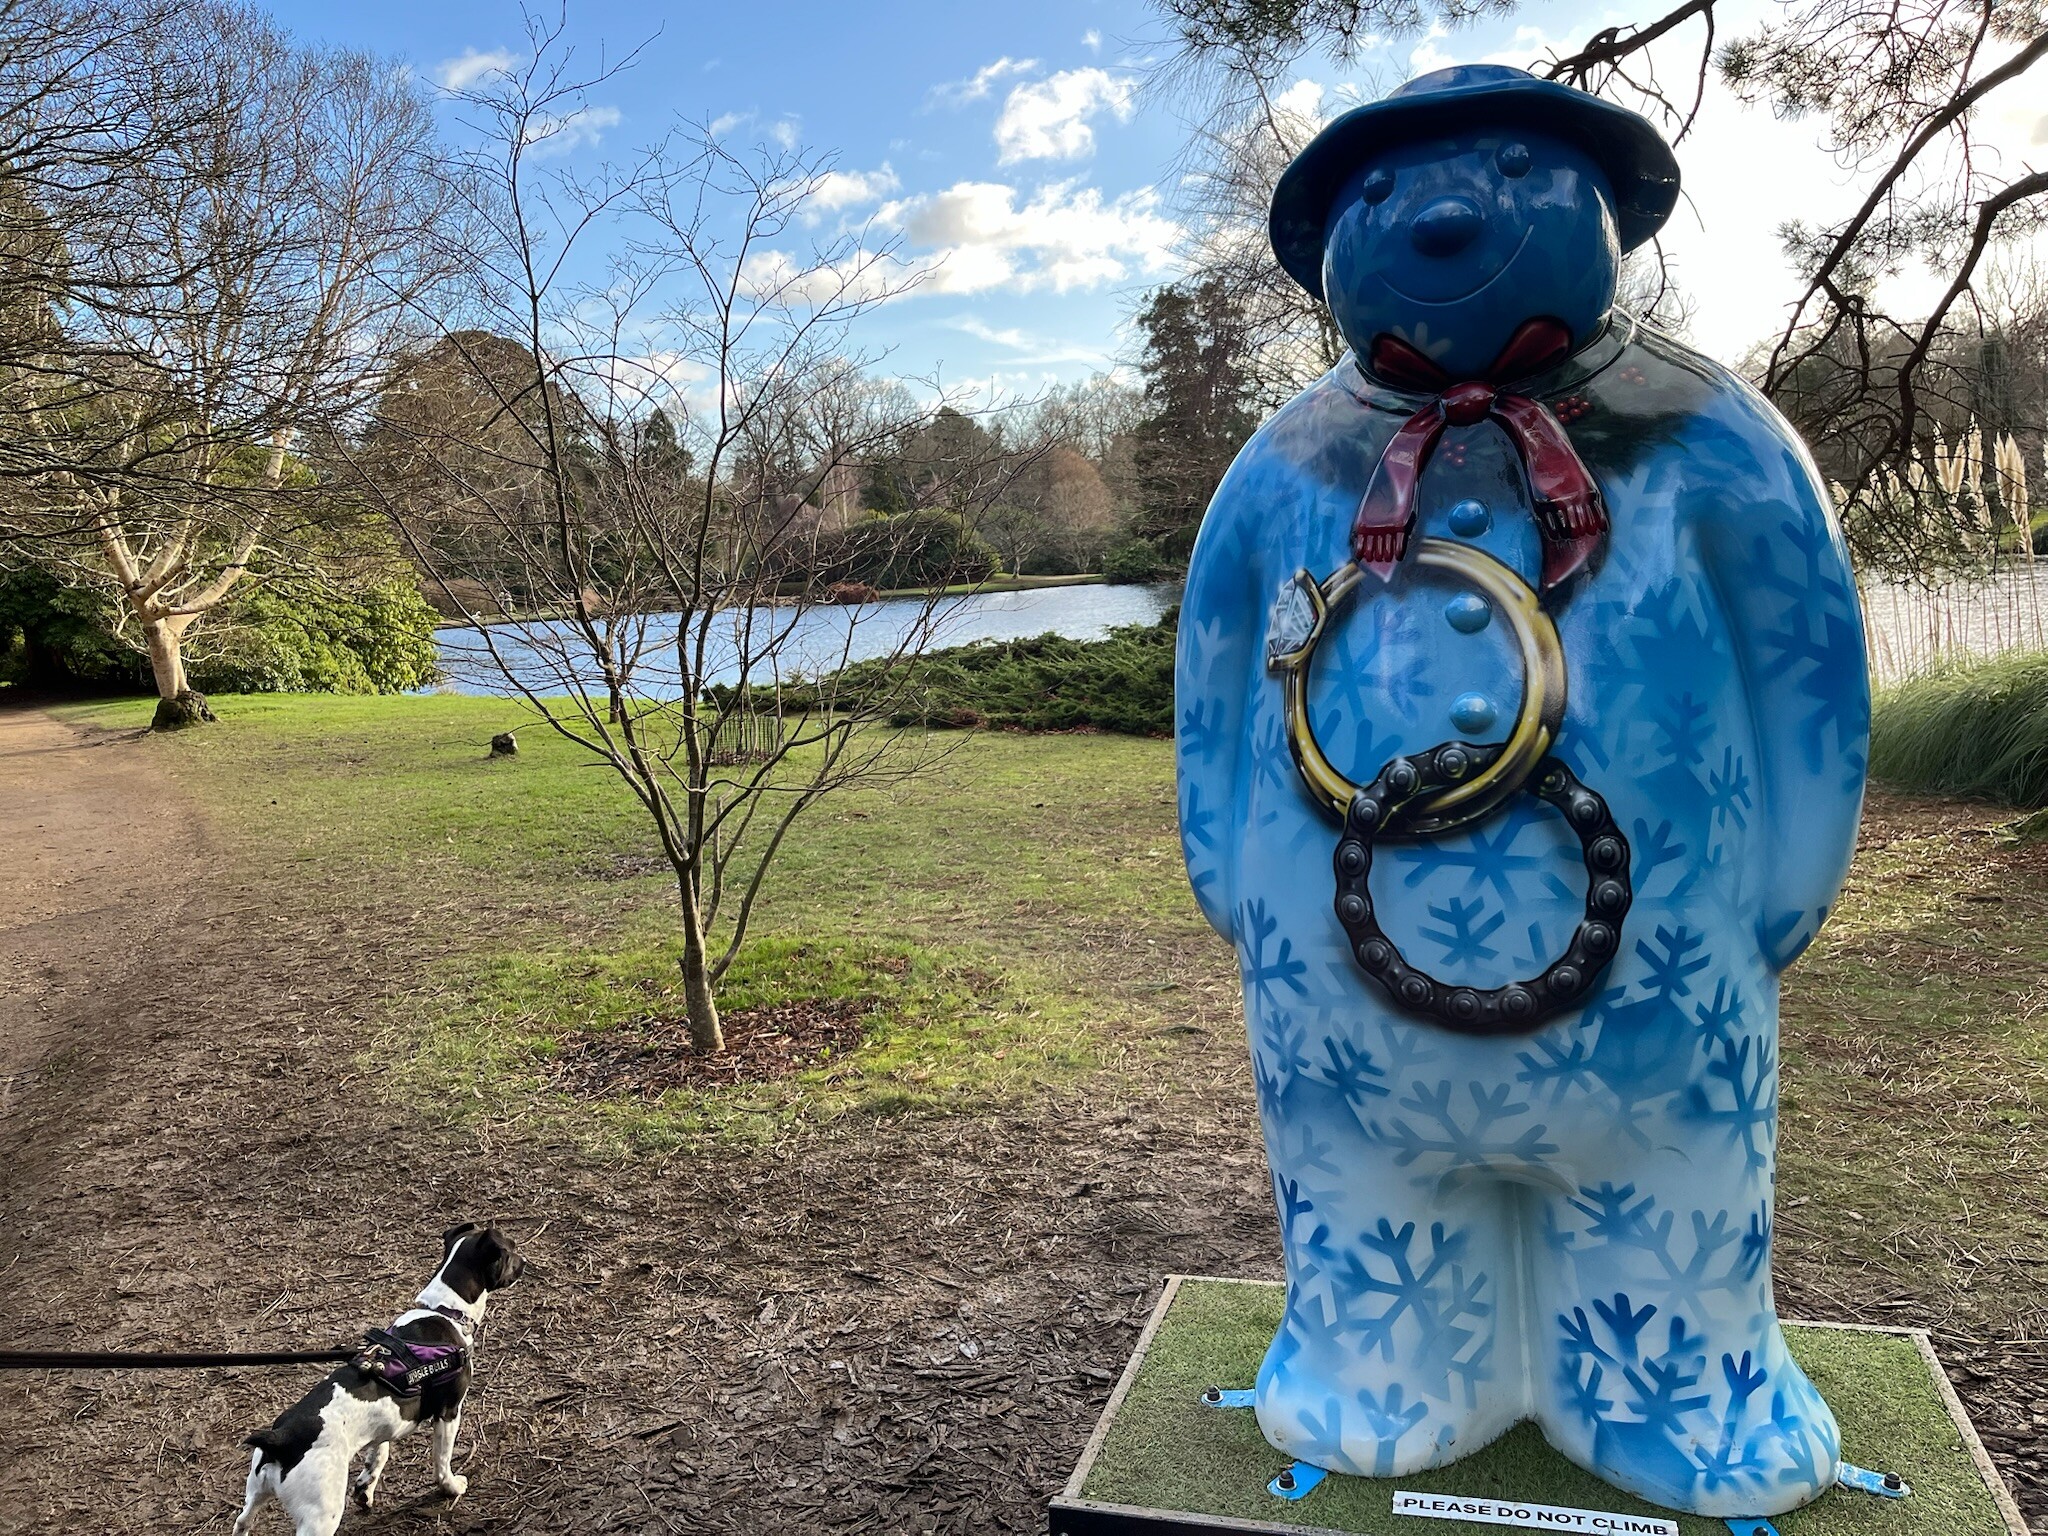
[881,178,1181,294]
[736,247,909,308]
[928,56,1040,109]
[1272,78,1329,134]
[945,315,1116,367]
[1082,29,1102,53]
[605,350,716,413]
[704,112,803,152]
[809,163,902,214]
[994,68,1137,164]
[435,47,517,92]
[522,104,621,157]
[1403,21,1561,80]
[1406,23,1458,78]
[947,315,1033,348]
[1983,86,2048,147]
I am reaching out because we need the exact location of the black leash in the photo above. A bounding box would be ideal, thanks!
[0,1345,355,1371]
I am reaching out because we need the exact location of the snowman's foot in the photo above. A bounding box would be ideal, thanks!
[1253,1347,1511,1479]
[1544,1362,1841,1517]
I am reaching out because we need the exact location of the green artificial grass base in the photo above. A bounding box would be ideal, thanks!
[1063,1278,2018,1536]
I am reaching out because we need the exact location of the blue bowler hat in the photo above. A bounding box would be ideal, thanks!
[1269,64,1682,299]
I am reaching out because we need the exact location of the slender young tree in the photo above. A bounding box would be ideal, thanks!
[363,24,1039,1053]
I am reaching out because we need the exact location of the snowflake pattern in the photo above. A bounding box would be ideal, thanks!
[1418,895,1506,966]
[1174,326,1863,1506]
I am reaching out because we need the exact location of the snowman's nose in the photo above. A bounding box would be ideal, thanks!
[1409,196,1484,257]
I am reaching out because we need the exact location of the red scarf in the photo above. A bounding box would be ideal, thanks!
[1354,317,1607,592]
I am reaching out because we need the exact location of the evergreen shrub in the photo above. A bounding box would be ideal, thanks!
[192,571,444,694]
[1102,537,1169,585]
[756,608,1180,736]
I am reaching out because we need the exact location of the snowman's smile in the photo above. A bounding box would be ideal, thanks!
[1381,223,1533,306]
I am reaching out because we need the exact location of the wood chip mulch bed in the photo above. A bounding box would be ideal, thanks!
[547,997,877,1096]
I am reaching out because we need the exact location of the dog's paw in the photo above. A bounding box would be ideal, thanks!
[439,1473,469,1499]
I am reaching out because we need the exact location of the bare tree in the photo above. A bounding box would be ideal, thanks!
[975,443,1118,574]
[1167,73,1346,408]
[4,1,461,725]
[0,0,211,517]
[361,28,1038,1054]
[1019,373,1150,517]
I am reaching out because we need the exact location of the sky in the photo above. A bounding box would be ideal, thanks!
[263,0,2048,393]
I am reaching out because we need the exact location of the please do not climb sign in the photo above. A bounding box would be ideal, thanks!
[1391,1491,1680,1536]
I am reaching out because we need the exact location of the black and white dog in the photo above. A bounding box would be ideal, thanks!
[233,1222,524,1535]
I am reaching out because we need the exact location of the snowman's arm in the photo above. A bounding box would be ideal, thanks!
[1175,473,1265,945]
[1692,417,1872,970]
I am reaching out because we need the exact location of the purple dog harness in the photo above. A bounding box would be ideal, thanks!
[350,1306,470,1397]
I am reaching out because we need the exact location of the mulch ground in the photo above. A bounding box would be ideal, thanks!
[0,782,1269,1534]
[549,999,877,1097]
[0,721,2040,1534]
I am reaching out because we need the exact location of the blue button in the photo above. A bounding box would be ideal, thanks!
[1449,499,1491,537]
[1444,593,1491,633]
[1451,693,1497,734]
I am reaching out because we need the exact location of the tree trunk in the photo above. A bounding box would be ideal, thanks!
[678,895,724,1054]
[143,615,186,696]
[143,615,214,730]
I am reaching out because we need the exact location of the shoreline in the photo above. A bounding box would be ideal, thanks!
[430,572,1115,630]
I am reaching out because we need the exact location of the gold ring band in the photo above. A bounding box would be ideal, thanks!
[1276,539,1566,838]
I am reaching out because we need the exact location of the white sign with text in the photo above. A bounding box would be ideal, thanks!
[1390,1490,1680,1536]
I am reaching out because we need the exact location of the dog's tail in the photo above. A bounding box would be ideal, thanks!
[245,1426,291,1458]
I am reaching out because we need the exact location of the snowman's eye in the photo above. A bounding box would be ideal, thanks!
[1495,141,1532,178]
[1361,168,1395,205]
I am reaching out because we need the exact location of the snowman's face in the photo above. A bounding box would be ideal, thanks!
[1321,127,1620,380]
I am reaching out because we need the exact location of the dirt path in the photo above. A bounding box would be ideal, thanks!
[0,709,1274,1535]
[0,708,206,1103]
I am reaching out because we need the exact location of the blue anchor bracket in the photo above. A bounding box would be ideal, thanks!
[1198,1386,1256,1409]
[1837,1461,1912,1499]
[1722,1462,1907,1536]
[1270,1462,1329,1501]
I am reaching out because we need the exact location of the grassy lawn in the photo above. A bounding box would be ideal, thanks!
[58,693,1216,1148]
[55,692,2048,1357]
[1773,795,2048,1344]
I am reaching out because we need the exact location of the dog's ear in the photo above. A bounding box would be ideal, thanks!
[478,1221,525,1288]
[442,1221,481,1250]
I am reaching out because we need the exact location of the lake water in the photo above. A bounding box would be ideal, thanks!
[438,566,2048,699]
[434,581,1176,697]
[1862,566,2048,684]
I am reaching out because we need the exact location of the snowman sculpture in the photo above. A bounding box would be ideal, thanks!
[1175,65,1869,1517]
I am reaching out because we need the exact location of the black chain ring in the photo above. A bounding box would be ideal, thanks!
[1332,743,1633,1035]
